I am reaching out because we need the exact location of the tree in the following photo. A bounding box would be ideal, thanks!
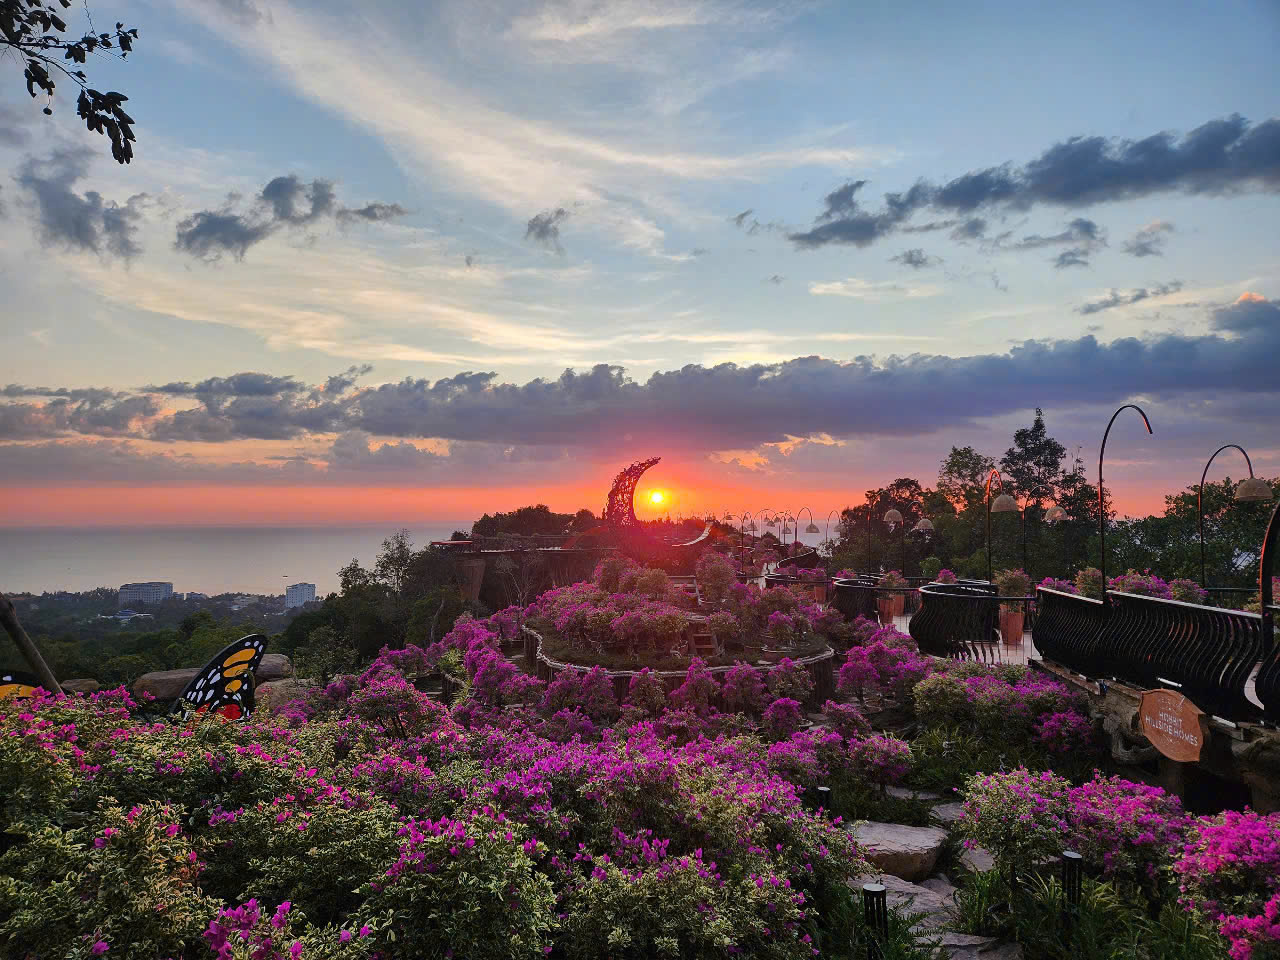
[1000,408,1066,503]
[3,0,140,162]
[938,446,996,514]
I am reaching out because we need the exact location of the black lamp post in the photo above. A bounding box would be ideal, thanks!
[1198,444,1274,587]
[910,517,934,578]
[823,509,841,562]
[1098,404,1153,592]
[865,501,874,575]
[883,508,904,573]
[1018,483,1058,579]
[985,469,1018,583]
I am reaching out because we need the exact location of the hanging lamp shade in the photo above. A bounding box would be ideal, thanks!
[805,521,821,534]
[1044,505,1067,524]
[883,508,903,524]
[781,524,793,535]
[913,518,934,533]
[766,516,777,527]
[1235,476,1274,502]
[991,493,1018,513]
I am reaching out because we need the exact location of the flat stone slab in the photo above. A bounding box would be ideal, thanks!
[886,785,943,802]
[960,845,996,873]
[932,801,966,825]
[854,821,948,882]
[870,873,953,929]
[61,678,101,693]
[921,874,958,900]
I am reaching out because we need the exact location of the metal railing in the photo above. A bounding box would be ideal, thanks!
[1033,586,1277,723]
[908,581,1003,661]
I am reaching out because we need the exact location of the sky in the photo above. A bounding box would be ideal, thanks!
[1,0,1278,528]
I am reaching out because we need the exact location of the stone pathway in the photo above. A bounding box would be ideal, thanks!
[851,790,1015,959]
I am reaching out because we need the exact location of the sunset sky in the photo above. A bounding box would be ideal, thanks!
[1,0,1278,527]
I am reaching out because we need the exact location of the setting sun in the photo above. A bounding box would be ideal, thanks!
[649,490,665,505]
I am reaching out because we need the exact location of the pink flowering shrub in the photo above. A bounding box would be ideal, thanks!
[1037,576,1076,594]
[1175,810,1280,960]
[847,734,911,788]
[765,610,798,647]
[668,657,721,715]
[935,569,958,584]
[766,658,814,705]
[957,768,1072,870]
[1169,578,1209,604]
[347,673,444,738]
[837,630,932,704]
[762,697,804,740]
[541,666,619,722]
[1109,569,1175,599]
[695,551,738,603]
[625,667,667,717]
[1066,774,1187,881]
[1033,709,1096,754]
[720,661,766,715]
[820,700,870,739]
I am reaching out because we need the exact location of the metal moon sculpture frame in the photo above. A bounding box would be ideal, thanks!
[604,457,662,529]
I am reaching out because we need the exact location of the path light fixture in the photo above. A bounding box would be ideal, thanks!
[1098,404,1154,591]
[1199,444,1274,586]
[823,509,842,561]
[1045,505,1066,524]
[796,506,821,535]
[986,470,1018,583]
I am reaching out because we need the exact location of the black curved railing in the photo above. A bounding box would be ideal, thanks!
[1033,586,1273,723]
[908,581,1002,661]
[1032,587,1109,677]
[831,576,882,622]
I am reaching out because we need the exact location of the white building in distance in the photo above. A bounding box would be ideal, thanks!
[285,583,317,609]
[118,582,174,607]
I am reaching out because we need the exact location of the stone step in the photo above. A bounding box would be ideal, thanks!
[852,821,948,882]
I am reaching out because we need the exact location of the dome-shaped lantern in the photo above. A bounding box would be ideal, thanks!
[912,518,934,533]
[1235,476,1274,503]
[766,515,777,527]
[883,508,903,524]
[805,521,821,534]
[991,493,1018,513]
[1044,505,1067,524]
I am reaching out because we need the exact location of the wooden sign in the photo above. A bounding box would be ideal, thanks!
[1139,689,1208,762]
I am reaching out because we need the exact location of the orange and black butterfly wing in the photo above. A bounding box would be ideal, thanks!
[171,634,267,720]
[0,670,42,701]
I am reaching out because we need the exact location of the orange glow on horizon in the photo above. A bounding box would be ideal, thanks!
[649,490,665,505]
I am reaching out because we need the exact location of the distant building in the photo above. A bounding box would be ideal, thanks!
[186,592,208,601]
[118,582,173,607]
[285,582,316,609]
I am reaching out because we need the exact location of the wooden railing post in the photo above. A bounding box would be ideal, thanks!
[1,592,62,695]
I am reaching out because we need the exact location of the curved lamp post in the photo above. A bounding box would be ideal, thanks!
[985,470,1018,583]
[884,508,904,572]
[1098,404,1153,592]
[824,509,842,562]
[1198,444,1274,587]
[1018,483,1058,578]
[910,517,934,577]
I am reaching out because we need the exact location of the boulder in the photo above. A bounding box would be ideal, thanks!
[133,668,199,701]
[254,654,293,682]
[254,678,315,708]
[920,874,958,900]
[61,678,101,694]
[853,822,948,882]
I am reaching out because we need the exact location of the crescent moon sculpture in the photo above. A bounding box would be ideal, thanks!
[604,457,661,529]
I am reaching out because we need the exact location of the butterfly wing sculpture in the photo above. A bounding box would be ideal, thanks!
[171,634,268,720]
[0,670,42,701]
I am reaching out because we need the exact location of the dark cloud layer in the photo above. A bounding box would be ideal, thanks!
[5,298,1276,451]
[525,207,569,253]
[174,174,407,260]
[1076,280,1184,315]
[15,148,147,260]
[890,248,939,269]
[790,114,1279,250]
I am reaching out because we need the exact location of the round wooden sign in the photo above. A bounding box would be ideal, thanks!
[1139,689,1207,763]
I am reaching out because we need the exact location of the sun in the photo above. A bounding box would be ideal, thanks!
[649,490,665,506]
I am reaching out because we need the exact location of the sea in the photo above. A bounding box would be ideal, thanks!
[0,526,468,597]
[0,524,831,598]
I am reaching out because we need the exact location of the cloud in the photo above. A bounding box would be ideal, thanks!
[1006,217,1105,253]
[808,277,942,300]
[767,274,783,284]
[14,148,147,260]
[890,248,940,269]
[525,207,570,253]
[1054,248,1091,269]
[1123,220,1175,257]
[7,300,1278,454]
[790,114,1280,249]
[0,103,31,147]
[174,174,407,260]
[1075,280,1185,314]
